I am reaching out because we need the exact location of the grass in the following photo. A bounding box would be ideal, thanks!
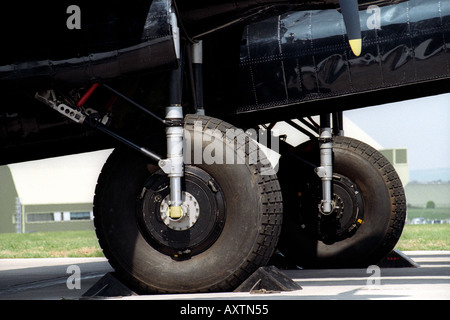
[0,222,449,258]
[395,224,450,251]
[393,207,450,251]
[0,230,103,258]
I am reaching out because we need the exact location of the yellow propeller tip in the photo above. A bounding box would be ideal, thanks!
[349,39,362,56]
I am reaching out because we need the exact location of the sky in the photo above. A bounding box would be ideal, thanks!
[345,93,450,172]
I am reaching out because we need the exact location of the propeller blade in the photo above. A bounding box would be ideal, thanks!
[339,0,362,56]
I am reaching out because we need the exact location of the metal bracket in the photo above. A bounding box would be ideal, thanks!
[35,90,86,124]
[35,89,162,162]
[158,157,184,176]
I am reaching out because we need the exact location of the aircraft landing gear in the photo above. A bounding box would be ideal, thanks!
[277,134,406,268]
[34,17,283,293]
[93,115,283,294]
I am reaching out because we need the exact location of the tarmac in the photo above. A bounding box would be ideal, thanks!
[0,251,449,300]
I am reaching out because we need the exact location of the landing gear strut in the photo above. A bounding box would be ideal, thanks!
[315,114,334,214]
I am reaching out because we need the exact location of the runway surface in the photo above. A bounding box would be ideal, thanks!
[0,251,449,300]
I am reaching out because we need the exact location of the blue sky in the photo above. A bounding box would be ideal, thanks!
[345,93,450,172]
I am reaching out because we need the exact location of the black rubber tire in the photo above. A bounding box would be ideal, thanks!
[277,136,406,268]
[93,114,282,293]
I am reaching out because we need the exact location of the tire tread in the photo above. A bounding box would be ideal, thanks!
[333,136,406,260]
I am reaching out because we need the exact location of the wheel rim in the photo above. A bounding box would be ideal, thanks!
[137,165,226,259]
[320,174,365,244]
[299,174,365,245]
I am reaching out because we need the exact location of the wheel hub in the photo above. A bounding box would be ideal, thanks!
[318,174,365,244]
[137,166,226,258]
[159,191,200,231]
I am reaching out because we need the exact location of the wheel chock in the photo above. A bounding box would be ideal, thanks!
[81,272,138,298]
[377,249,419,268]
[234,265,302,293]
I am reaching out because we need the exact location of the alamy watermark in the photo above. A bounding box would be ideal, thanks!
[66,265,81,290]
[65,264,384,291]
[366,265,381,289]
[66,5,81,30]
[183,121,280,175]
[366,5,382,30]
[65,4,383,31]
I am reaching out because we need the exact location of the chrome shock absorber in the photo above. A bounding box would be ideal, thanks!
[158,3,185,219]
[315,114,334,215]
[161,105,185,219]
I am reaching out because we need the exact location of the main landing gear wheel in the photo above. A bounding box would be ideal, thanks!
[277,136,406,268]
[93,115,282,294]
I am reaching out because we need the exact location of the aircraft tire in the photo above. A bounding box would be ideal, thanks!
[277,136,406,268]
[93,114,282,293]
